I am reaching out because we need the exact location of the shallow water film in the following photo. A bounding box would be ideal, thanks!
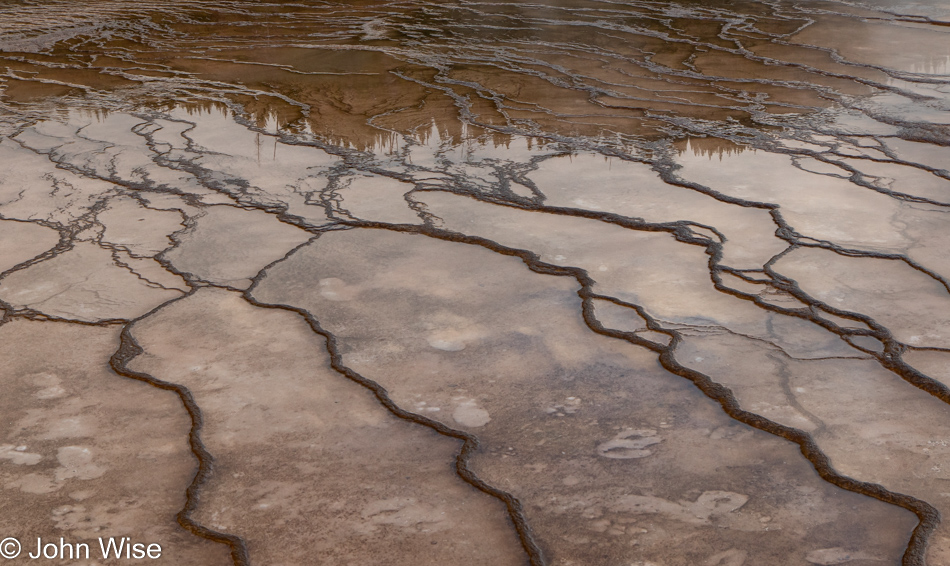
[1,1,950,564]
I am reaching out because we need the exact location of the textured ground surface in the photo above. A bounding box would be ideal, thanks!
[1,1,950,564]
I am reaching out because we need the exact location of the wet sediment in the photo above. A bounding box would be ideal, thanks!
[2,1,950,565]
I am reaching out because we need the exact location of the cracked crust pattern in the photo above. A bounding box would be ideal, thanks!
[2,1,950,565]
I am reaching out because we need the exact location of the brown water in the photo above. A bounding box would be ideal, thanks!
[1,1,950,565]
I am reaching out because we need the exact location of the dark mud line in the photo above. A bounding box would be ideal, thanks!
[337,220,939,566]
[415,176,950,421]
[583,294,937,566]
[109,294,251,566]
[242,255,545,566]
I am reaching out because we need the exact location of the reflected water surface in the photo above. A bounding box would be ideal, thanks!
[1,1,950,565]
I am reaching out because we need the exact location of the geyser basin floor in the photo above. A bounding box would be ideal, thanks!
[1,1,950,565]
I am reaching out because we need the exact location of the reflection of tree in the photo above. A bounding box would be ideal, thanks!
[0,0,888,151]
[673,136,747,160]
